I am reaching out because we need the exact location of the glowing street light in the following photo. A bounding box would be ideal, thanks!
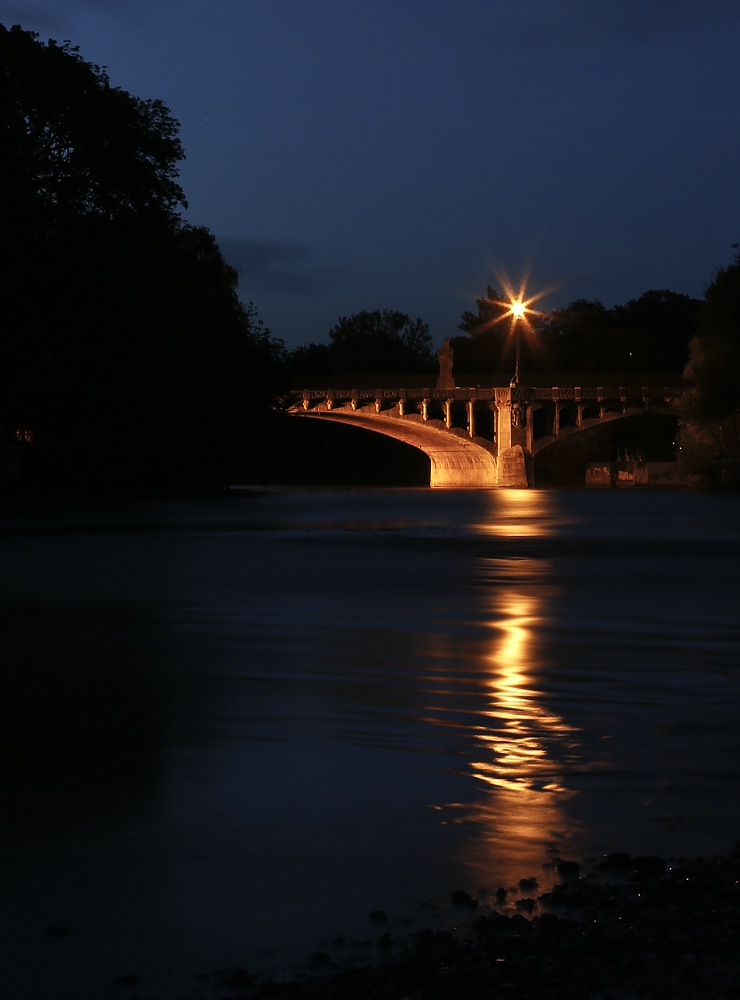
[508,300,527,386]
[468,273,556,386]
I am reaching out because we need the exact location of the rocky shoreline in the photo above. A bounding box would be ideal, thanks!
[209,844,740,1000]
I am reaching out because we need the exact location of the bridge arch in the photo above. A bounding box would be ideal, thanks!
[290,405,498,487]
[530,405,680,458]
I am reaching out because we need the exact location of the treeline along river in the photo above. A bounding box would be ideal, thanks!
[1,488,739,999]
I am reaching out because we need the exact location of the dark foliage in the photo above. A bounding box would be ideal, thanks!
[0,25,286,494]
[452,286,700,376]
[684,247,740,429]
[289,309,435,378]
[452,286,519,373]
[610,289,700,373]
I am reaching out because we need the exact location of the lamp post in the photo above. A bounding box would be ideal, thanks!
[510,300,525,386]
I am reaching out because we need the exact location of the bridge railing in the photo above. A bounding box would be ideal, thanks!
[533,387,684,402]
[292,386,685,405]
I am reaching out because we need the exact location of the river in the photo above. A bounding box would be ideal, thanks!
[1,488,739,999]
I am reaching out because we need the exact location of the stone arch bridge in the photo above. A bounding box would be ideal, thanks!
[288,384,684,487]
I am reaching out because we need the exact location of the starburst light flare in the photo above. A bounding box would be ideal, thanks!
[469,269,562,384]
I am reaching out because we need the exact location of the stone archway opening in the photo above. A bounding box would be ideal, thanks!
[475,406,495,442]
[558,406,575,430]
[532,407,550,440]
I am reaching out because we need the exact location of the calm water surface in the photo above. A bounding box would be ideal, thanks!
[1,488,740,998]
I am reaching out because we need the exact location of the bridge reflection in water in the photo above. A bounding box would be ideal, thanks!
[443,493,584,886]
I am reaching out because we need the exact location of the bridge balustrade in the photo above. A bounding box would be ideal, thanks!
[298,386,683,405]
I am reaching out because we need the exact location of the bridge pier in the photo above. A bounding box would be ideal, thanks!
[492,386,534,487]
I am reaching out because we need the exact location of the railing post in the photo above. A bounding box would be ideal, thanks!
[302,390,310,411]
[375,389,383,413]
[597,386,604,418]
[575,387,582,425]
[326,389,334,411]
[351,388,359,410]
[620,386,627,413]
[467,398,475,438]
[444,398,453,429]
[421,394,430,421]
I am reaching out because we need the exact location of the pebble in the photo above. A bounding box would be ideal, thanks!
[450,890,479,909]
[556,860,580,878]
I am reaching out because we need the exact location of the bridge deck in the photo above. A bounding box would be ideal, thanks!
[288,384,685,488]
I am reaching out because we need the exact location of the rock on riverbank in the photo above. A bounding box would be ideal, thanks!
[245,843,740,1000]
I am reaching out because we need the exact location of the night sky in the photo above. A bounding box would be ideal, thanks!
[5,0,740,347]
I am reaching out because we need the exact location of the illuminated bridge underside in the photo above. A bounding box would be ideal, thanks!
[289,385,684,488]
[293,405,498,487]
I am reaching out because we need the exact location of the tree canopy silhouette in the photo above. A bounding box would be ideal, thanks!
[451,286,516,373]
[451,285,700,376]
[0,24,286,493]
[685,247,740,430]
[289,309,435,377]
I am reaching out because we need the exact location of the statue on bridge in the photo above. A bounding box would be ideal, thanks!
[436,338,455,390]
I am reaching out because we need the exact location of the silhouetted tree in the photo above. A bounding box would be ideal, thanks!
[684,247,740,439]
[457,286,511,337]
[289,309,434,377]
[286,341,332,378]
[451,286,520,373]
[0,25,286,492]
[538,300,613,373]
[453,285,700,376]
[610,290,700,373]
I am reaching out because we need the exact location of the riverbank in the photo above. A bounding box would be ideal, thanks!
[239,845,740,999]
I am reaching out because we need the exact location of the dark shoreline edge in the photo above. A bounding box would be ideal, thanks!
[223,844,740,1000]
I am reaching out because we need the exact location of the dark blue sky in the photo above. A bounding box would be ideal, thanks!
[5,0,740,347]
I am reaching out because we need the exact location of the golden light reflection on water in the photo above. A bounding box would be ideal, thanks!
[444,494,583,887]
[472,488,573,538]
[456,565,583,885]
